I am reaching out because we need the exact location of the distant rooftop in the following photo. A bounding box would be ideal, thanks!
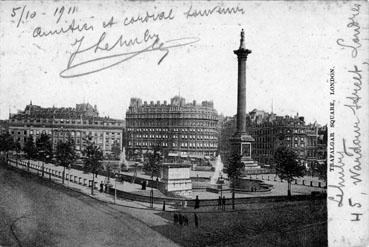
[128,96,215,109]
[10,102,122,122]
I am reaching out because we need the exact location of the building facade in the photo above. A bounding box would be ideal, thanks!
[219,109,327,169]
[8,102,125,155]
[0,120,8,135]
[126,96,218,159]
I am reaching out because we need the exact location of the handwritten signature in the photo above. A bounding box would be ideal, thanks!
[60,30,200,78]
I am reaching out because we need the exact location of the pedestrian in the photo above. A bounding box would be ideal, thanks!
[178,213,183,226]
[232,191,235,210]
[163,201,166,211]
[222,196,226,211]
[100,181,103,192]
[194,213,199,228]
[218,196,221,210]
[104,182,108,193]
[194,195,200,209]
[173,213,178,225]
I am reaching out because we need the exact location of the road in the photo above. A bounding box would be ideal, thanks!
[0,166,178,247]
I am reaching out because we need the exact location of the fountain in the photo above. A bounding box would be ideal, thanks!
[210,155,224,184]
[119,147,128,171]
[206,155,273,193]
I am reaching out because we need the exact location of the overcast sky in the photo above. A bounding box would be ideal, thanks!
[0,1,351,124]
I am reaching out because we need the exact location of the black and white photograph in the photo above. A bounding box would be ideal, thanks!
[0,1,368,246]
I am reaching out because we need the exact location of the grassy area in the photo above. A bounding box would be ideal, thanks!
[153,199,327,247]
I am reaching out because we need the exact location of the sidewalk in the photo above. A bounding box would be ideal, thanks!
[7,159,175,212]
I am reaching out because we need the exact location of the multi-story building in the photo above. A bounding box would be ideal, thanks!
[8,102,125,155]
[0,120,8,135]
[219,109,326,169]
[126,96,219,159]
[316,125,327,161]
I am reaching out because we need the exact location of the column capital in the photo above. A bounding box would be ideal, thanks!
[233,49,252,59]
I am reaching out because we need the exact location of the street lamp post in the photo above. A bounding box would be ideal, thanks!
[114,174,117,204]
[220,174,224,198]
[150,172,154,208]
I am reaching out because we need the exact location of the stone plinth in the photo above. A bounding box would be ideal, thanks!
[160,163,192,197]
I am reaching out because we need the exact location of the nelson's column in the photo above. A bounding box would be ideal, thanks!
[230,29,260,170]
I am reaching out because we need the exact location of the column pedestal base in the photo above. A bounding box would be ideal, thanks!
[230,132,261,170]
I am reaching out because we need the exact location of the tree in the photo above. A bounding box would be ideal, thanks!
[274,146,306,197]
[144,144,162,208]
[35,133,53,163]
[14,140,21,154]
[227,153,244,189]
[0,133,15,161]
[83,143,103,195]
[55,138,76,184]
[23,135,36,160]
[111,141,121,160]
[14,140,21,165]
[144,145,162,178]
[312,160,327,182]
[36,133,53,177]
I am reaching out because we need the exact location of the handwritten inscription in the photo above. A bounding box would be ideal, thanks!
[11,5,36,28]
[332,3,365,225]
[33,19,94,38]
[123,9,174,26]
[9,4,243,77]
[184,5,245,18]
[344,65,362,186]
[336,4,362,58]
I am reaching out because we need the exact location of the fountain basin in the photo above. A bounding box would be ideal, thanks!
[206,178,273,194]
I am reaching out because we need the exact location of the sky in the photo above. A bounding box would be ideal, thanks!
[0,1,350,124]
